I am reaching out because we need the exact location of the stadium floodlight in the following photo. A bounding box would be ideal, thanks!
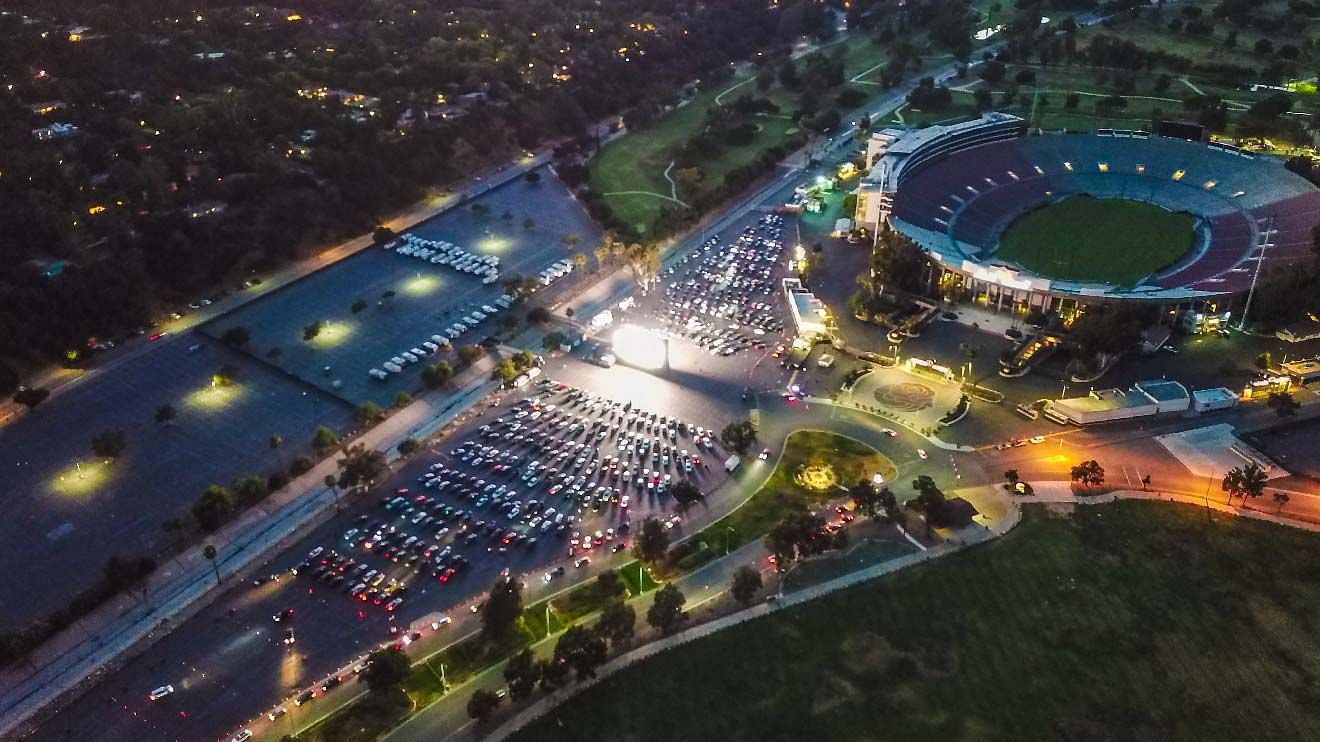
[612,324,667,370]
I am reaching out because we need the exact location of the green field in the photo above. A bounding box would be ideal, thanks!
[994,196,1194,286]
[514,501,1320,742]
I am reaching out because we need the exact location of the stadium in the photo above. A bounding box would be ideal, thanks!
[854,113,1320,329]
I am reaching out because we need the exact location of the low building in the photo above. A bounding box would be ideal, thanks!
[1047,379,1189,425]
[1192,387,1238,413]
[1281,358,1320,386]
[783,277,832,339]
[1277,318,1320,343]
[1134,379,1192,413]
[31,122,79,141]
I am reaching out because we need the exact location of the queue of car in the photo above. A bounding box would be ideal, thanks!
[651,213,787,355]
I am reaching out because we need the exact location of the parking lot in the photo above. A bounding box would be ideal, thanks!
[37,369,739,741]
[206,169,602,407]
[647,214,789,357]
[0,336,354,626]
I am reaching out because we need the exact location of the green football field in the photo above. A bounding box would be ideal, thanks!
[993,195,1195,286]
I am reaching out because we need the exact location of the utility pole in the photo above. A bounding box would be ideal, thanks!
[1238,215,1274,332]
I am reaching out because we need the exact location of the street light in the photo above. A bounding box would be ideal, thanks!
[725,526,735,555]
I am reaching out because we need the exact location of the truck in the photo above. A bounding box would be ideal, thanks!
[724,455,741,473]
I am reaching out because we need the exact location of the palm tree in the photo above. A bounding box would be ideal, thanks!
[324,473,341,510]
[269,434,284,468]
[202,544,220,586]
[1275,491,1291,512]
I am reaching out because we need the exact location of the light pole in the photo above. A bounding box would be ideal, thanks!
[1203,471,1215,524]
[725,526,735,555]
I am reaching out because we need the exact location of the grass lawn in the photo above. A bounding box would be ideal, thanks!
[670,431,894,573]
[994,195,1195,286]
[513,501,1320,742]
[618,560,661,596]
[401,626,531,708]
[591,70,765,235]
[588,32,902,239]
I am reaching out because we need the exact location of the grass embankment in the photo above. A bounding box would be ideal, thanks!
[667,431,895,573]
[515,500,1320,741]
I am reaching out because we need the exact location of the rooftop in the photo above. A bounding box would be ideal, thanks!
[1135,379,1190,403]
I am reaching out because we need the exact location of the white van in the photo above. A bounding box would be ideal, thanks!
[401,352,419,364]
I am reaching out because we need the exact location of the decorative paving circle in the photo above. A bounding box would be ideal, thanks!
[873,382,936,412]
[795,462,839,492]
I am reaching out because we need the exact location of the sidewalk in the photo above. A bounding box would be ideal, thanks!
[0,359,499,736]
[1025,480,1320,532]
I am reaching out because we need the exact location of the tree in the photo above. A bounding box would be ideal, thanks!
[394,392,413,408]
[596,571,626,600]
[482,577,524,638]
[632,518,671,564]
[494,359,519,383]
[397,437,421,457]
[647,584,688,634]
[324,473,340,508]
[302,320,324,342]
[422,361,454,388]
[850,480,880,517]
[504,649,541,701]
[219,326,250,347]
[719,419,757,455]
[878,487,899,521]
[202,544,220,585]
[355,402,384,426]
[336,443,388,492]
[553,624,608,680]
[233,475,269,506]
[909,475,946,535]
[192,485,234,532]
[764,511,830,565]
[154,404,177,425]
[538,656,571,691]
[351,298,368,314]
[1222,462,1267,507]
[525,171,542,184]
[91,429,128,458]
[373,226,397,244]
[458,345,484,365]
[597,599,636,645]
[364,647,411,694]
[730,565,763,605]
[1069,460,1106,491]
[101,553,155,601]
[671,479,703,509]
[542,331,566,352]
[528,306,551,324]
[468,688,502,722]
[1004,469,1020,490]
[311,426,340,455]
[1268,391,1300,418]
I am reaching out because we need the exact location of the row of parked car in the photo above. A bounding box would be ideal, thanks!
[389,233,501,284]
[537,259,575,286]
[368,294,516,380]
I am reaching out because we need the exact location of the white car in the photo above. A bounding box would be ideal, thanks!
[1029,435,1046,444]
[917,449,928,460]
[881,428,897,438]
[149,684,175,701]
